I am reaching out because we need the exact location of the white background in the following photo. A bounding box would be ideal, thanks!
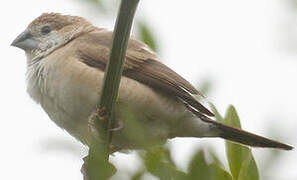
[1,0,297,179]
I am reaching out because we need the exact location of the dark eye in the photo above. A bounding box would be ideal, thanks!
[41,26,52,35]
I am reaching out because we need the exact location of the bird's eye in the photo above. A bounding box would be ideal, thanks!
[41,26,52,35]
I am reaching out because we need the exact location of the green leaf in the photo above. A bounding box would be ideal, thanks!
[223,105,259,180]
[224,106,247,179]
[84,142,116,180]
[224,105,242,128]
[143,147,187,180]
[209,164,234,180]
[188,151,210,180]
[137,22,158,52]
[188,150,233,180]
[238,153,259,180]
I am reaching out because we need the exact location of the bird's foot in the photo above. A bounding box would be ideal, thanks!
[109,120,124,132]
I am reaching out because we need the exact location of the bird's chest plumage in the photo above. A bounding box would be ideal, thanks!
[26,55,98,143]
[25,53,192,148]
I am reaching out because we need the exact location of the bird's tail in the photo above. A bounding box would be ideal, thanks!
[212,120,293,150]
[202,116,293,150]
[185,104,294,150]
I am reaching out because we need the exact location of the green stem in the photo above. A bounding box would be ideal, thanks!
[85,1,140,179]
[98,0,140,146]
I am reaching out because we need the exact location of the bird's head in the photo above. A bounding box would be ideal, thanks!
[11,13,94,60]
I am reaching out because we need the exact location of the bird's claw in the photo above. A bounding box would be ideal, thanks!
[109,121,124,132]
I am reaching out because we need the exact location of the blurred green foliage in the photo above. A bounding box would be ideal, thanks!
[83,104,261,180]
[187,150,233,180]
[137,22,158,52]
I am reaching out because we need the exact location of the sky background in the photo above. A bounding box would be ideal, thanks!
[1,0,297,179]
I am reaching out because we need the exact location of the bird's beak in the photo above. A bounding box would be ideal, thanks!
[11,29,38,51]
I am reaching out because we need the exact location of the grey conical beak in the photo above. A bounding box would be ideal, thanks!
[11,29,38,50]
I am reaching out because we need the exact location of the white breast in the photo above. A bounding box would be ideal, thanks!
[26,48,102,143]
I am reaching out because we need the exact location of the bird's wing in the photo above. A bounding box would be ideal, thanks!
[75,29,214,117]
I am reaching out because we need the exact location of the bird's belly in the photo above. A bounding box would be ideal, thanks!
[28,61,192,149]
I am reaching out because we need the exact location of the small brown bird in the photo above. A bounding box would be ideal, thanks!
[11,13,292,151]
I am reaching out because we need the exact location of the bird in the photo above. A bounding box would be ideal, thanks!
[11,13,292,151]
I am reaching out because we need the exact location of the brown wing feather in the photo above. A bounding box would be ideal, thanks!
[76,29,214,117]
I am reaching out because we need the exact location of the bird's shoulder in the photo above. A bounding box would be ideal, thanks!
[71,28,157,69]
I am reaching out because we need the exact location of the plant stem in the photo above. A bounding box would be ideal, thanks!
[98,0,140,147]
[85,1,140,179]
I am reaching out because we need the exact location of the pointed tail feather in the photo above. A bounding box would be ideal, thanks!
[205,116,293,150]
[213,121,293,150]
[186,105,293,150]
